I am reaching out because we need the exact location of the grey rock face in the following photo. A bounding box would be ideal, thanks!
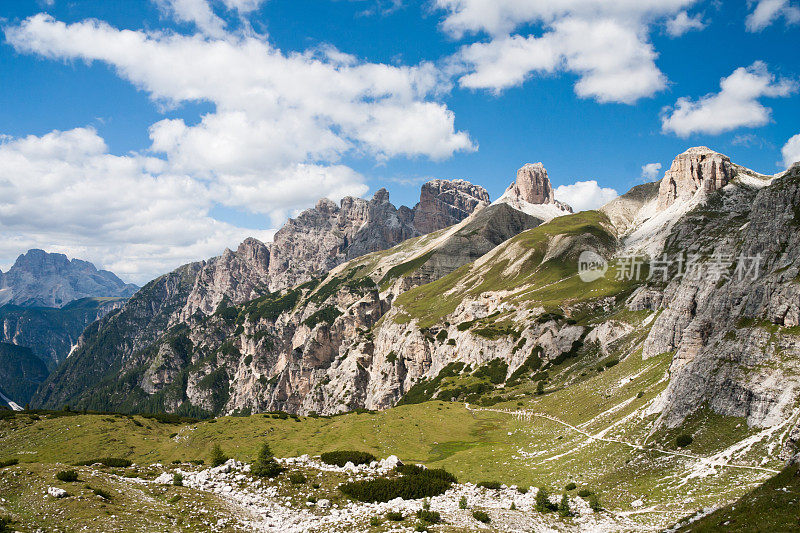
[35,179,492,411]
[0,249,138,308]
[498,163,573,214]
[507,163,555,204]
[267,190,417,291]
[656,147,734,210]
[181,238,271,320]
[636,164,800,428]
[412,179,490,235]
[36,193,543,414]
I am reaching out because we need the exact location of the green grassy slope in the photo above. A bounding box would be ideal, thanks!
[673,464,800,532]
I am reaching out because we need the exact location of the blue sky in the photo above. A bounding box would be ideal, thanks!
[0,0,798,283]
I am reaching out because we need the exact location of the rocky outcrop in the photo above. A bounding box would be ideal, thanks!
[656,147,734,210]
[507,163,555,204]
[0,249,139,308]
[34,179,493,411]
[181,238,271,320]
[267,190,417,291]
[412,179,490,235]
[496,163,572,217]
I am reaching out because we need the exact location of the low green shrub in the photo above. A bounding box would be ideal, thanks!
[173,473,183,486]
[90,486,112,500]
[340,466,457,503]
[320,450,376,467]
[386,511,404,521]
[565,482,577,491]
[472,510,490,523]
[459,495,468,509]
[477,481,502,490]
[676,434,693,447]
[577,489,592,498]
[0,514,14,533]
[589,494,602,511]
[559,494,573,517]
[0,459,18,468]
[56,470,78,482]
[289,472,307,484]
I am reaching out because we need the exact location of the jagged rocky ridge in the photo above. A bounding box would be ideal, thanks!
[33,178,497,410]
[34,149,800,459]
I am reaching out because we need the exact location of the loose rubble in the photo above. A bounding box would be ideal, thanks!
[148,456,639,532]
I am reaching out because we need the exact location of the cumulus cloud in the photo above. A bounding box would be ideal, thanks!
[746,0,800,31]
[0,127,279,282]
[438,0,697,103]
[2,10,474,281]
[666,11,706,37]
[554,180,619,212]
[641,162,663,180]
[661,61,797,137]
[783,134,800,168]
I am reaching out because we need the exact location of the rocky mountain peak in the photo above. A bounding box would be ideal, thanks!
[0,249,138,308]
[496,163,572,217]
[506,163,555,204]
[371,188,391,204]
[656,146,734,210]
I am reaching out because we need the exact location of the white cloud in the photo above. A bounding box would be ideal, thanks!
[0,127,282,283]
[666,10,706,37]
[220,0,267,13]
[5,15,472,162]
[661,61,797,137]
[554,180,619,212]
[155,0,227,37]
[746,0,800,32]
[783,133,800,167]
[3,13,475,281]
[438,0,697,103]
[434,0,698,37]
[641,162,663,180]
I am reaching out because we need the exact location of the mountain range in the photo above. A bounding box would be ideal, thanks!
[5,147,800,531]
[34,146,799,445]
